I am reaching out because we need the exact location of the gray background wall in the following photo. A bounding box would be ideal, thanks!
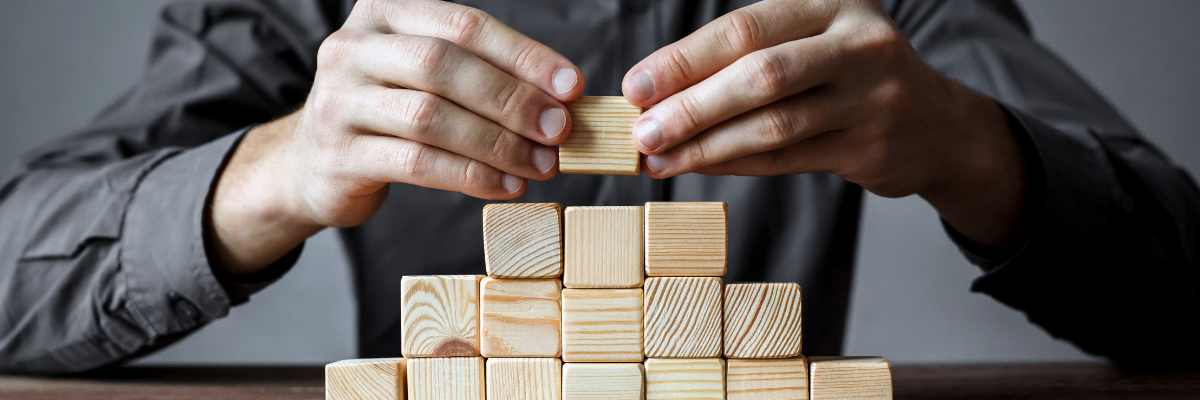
[1,0,1196,365]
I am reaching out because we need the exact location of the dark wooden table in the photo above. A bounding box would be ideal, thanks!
[1,363,1198,399]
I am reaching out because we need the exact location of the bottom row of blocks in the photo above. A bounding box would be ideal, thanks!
[327,356,891,400]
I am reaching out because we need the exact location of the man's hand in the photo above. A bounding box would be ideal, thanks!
[209,0,584,275]
[623,0,1028,248]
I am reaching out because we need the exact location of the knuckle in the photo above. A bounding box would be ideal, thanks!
[723,9,764,54]
[675,95,704,132]
[662,47,696,83]
[317,30,363,69]
[511,42,543,77]
[445,7,489,47]
[460,159,488,190]
[854,22,906,62]
[488,130,520,163]
[766,148,792,174]
[686,140,712,167]
[399,92,441,138]
[395,143,427,179]
[759,108,797,144]
[408,36,455,81]
[745,51,789,97]
[495,80,530,120]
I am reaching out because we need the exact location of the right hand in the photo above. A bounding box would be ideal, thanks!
[209,0,584,274]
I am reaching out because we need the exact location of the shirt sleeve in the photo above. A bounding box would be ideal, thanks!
[887,0,1200,369]
[0,0,350,374]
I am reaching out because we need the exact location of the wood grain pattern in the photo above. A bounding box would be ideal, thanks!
[483,203,563,278]
[563,206,644,288]
[562,363,645,400]
[808,357,892,400]
[401,275,484,358]
[485,358,561,400]
[726,357,809,400]
[643,277,723,358]
[644,358,725,400]
[326,358,407,400]
[644,202,727,276]
[406,357,485,400]
[723,283,803,358]
[559,96,642,175]
[480,278,562,357]
[561,288,644,362]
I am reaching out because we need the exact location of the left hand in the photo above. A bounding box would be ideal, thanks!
[623,0,1027,246]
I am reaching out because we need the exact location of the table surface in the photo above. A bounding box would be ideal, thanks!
[2,363,1198,400]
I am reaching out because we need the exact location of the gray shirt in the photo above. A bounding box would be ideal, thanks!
[2,0,1198,373]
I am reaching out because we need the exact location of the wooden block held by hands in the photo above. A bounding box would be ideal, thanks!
[561,288,644,362]
[407,357,485,400]
[560,96,642,175]
[483,203,562,278]
[644,358,725,400]
[724,283,802,358]
[562,363,645,400]
[645,202,727,276]
[486,358,562,400]
[808,357,892,400]
[480,277,562,357]
[326,358,407,400]
[401,275,484,357]
[564,206,644,288]
[726,357,808,400]
[643,277,723,358]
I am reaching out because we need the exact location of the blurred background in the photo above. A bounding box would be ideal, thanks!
[1,0,1197,365]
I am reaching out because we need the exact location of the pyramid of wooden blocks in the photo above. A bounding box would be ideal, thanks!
[644,358,725,400]
[486,358,562,400]
[401,275,484,357]
[559,96,642,175]
[408,357,485,400]
[724,283,803,358]
[483,203,562,278]
[644,202,727,276]
[808,357,893,400]
[561,288,644,362]
[480,277,562,357]
[326,358,407,400]
[564,206,644,288]
[562,363,645,400]
[726,357,808,400]
[643,277,723,357]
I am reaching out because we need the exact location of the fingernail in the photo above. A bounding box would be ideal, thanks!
[533,146,556,173]
[646,155,667,174]
[552,68,577,94]
[636,119,663,152]
[630,72,655,101]
[502,174,524,193]
[540,108,566,139]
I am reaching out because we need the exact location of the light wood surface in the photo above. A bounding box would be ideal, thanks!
[559,96,642,175]
[406,357,485,400]
[723,283,803,358]
[485,358,562,400]
[563,206,644,288]
[480,278,562,357]
[562,363,646,400]
[325,358,407,400]
[644,358,725,400]
[561,288,644,362]
[644,202,727,276]
[808,357,892,400]
[483,203,562,278]
[643,277,723,358]
[400,275,484,358]
[726,357,809,400]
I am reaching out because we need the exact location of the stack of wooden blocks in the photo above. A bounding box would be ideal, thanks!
[327,200,893,400]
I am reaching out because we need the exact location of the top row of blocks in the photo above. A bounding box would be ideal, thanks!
[483,202,727,286]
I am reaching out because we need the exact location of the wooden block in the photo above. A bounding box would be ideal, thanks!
[723,283,802,358]
[401,275,484,357]
[644,358,725,400]
[480,277,562,357]
[486,358,562,400]
[406,357,485,400]
[808,357,892,400]
[643,277,723,358]
[644,202,727,276]
[726,357,808,400]
[563,206,644,288]
[562,363,645,400]
[483,203,563,278]
[561,288,644,362]
[559,96,642,175]
[326,358,407,400]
